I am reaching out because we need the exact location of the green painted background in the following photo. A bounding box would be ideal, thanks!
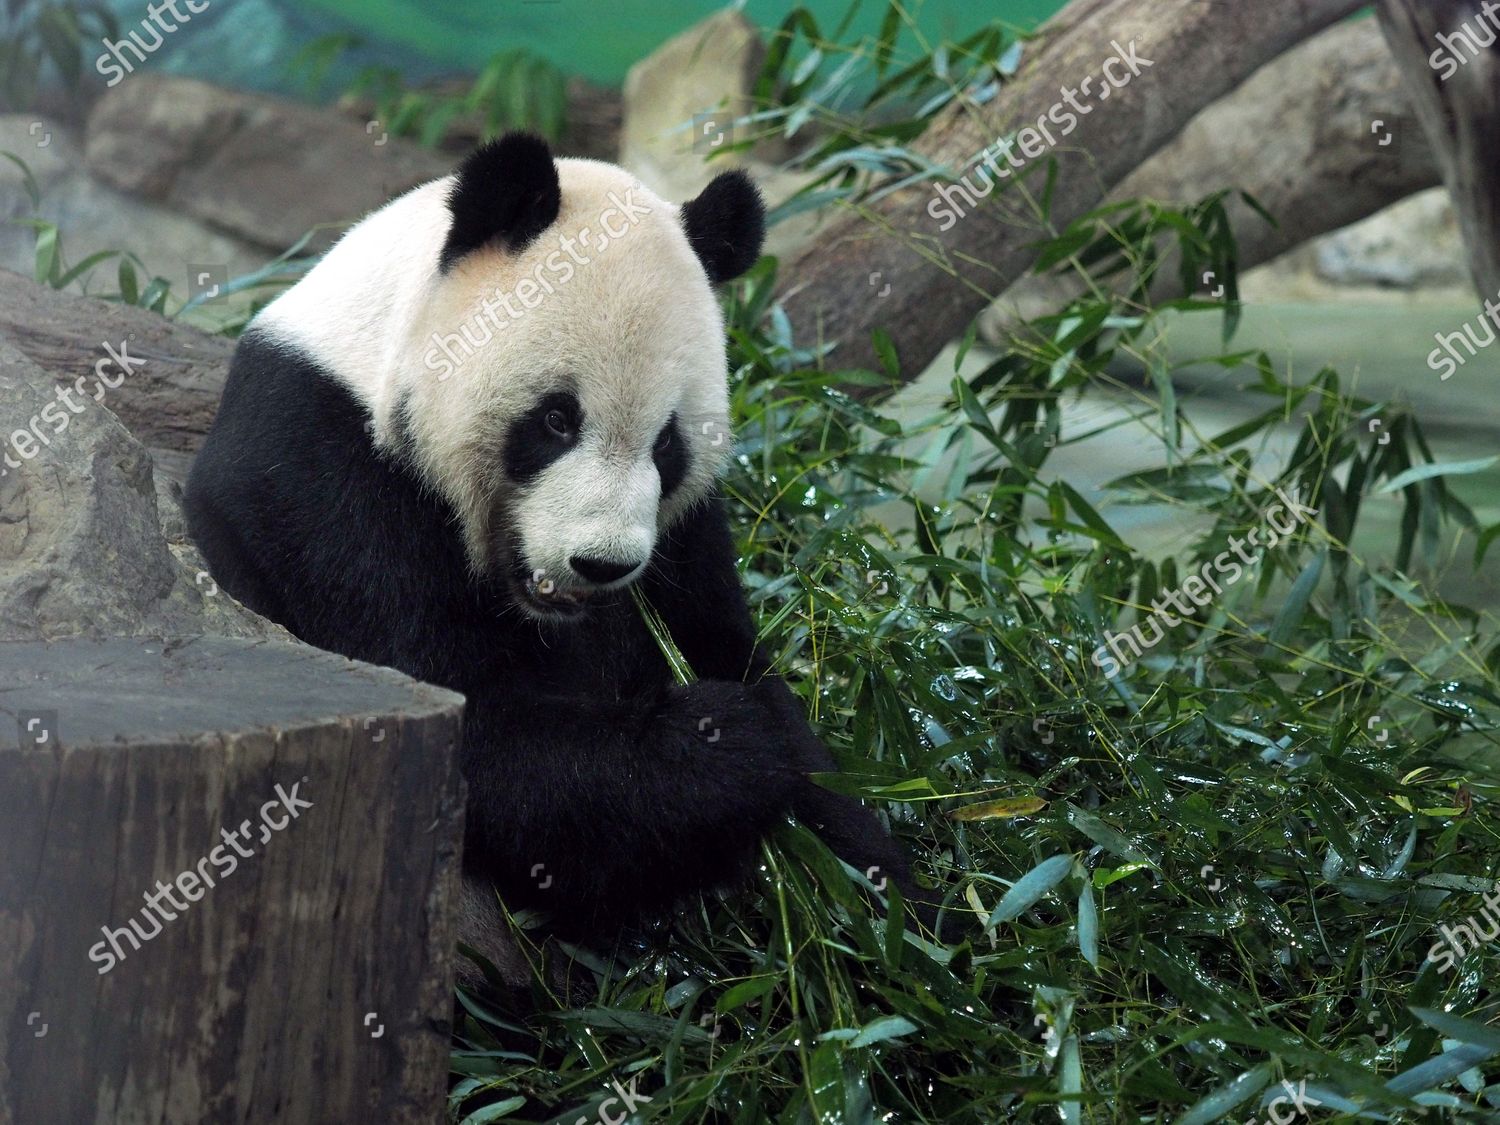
[94,1,1067,97]
[297,0,1065,85]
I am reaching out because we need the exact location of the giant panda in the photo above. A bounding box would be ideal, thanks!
[184,133,926,961]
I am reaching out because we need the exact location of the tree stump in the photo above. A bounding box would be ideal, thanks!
[0,635,466,1125]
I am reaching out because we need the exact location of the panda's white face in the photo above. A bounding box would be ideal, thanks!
[257,136,763,622]
[399,162,734,618]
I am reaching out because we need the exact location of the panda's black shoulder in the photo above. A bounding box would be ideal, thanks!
[185,329,476,670]
[197,329,366,458]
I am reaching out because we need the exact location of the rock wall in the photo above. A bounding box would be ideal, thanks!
[0,309,262,641]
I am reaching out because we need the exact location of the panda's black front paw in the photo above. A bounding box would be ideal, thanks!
[665,680,812,776]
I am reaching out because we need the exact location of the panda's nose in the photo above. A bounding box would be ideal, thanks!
[569,554,642,586]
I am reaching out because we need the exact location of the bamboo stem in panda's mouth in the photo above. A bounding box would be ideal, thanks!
[630,585,696,686]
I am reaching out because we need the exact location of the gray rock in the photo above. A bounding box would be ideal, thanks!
[0,332,269,642]
[0,268,233,459]
[619,11,823,258]
[84,75,451,252]
[1314,188,1468,289]
[620,10,765,203]
[0,113,74,194]
[0,114,267,307]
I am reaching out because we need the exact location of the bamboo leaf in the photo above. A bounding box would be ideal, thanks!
[1376,456,1500,495]
[987,855,1073,926]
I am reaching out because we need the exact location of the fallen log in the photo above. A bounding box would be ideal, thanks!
[986,18,1441,337]
[1377,0,1500,302]
[774,0,1372,384]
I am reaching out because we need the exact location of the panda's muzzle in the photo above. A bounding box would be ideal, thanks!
[522,572,590,611]
[568,554,642,585]
[511,553,646,619]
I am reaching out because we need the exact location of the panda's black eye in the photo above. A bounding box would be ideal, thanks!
[653,426,672,453]
[544,409,574,440]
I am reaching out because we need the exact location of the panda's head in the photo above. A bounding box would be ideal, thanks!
[389,134,764,620]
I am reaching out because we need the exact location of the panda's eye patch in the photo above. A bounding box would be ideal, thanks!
[653,413,688,499]
[504,390,582,484]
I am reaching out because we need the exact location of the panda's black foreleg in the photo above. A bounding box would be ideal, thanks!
[460,676,835,937]
[787,779,948,936]
[748,676,946,937]
[643,499,944,936]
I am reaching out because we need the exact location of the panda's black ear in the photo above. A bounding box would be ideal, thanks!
[680,170,765,285]
[440,133,562,272]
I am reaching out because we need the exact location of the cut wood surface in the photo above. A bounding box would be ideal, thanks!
[0,635,466,1125]
[774,0,1372,385]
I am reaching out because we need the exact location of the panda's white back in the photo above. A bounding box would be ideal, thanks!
[255,177,457,428]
